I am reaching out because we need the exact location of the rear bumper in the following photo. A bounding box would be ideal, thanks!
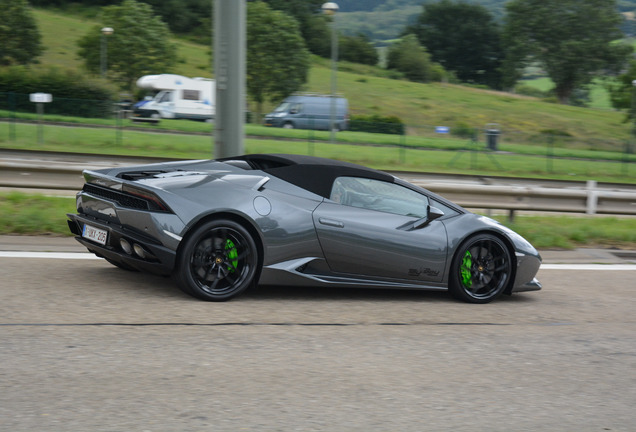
[67,213,176,276]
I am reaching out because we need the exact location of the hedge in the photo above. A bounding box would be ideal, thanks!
[0,66,117,118]
[349,114,405,135]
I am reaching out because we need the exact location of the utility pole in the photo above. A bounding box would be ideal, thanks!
[213,0,246,158]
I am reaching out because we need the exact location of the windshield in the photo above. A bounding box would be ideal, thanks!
[155,91,172,103]
[274,102,291,113]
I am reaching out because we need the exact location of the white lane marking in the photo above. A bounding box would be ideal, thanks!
[0,252,635,271]
[0,252,102,260]
[540,264,636,271]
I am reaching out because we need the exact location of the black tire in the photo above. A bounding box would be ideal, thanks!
[105,258,138,272]
[175,219,259,301]
[282,122,294,129]
[448,234,512,303]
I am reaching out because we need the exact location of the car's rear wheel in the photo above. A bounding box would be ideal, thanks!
[449,234,512,303]
[176,219,258,301]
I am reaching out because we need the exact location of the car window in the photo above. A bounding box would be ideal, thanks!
[274,102,290,113]
[158,92,172,103]
[290,103,302,114]
[330,177,429,218]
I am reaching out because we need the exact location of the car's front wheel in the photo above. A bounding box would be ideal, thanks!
[176,219,259,301]
[449,234,512,303]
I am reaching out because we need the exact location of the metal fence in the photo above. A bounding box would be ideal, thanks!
[1,92,635,179]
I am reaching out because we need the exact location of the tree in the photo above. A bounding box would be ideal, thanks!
[302,15,332,58]
[262,0,331,57]
[340,34,379,66]
[77,0,177,90]
[386,34,437,83]
[409,0,504,88]
[140,0,211,43]
[0,0,43,66]
[247,1,310,120]
[505,0,632,104]
[607,60,636,121]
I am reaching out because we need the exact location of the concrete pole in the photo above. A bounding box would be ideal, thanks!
[329,16,338,143]
[213,0,246,158]
[322,2,339,143]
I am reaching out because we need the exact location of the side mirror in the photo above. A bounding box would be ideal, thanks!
[412,206,444,230]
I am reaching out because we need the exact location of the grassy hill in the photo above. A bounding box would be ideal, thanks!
[27,8,632,147]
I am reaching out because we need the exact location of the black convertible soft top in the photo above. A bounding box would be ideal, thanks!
[222,154,395,199]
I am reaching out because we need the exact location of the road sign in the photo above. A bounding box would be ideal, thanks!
[29,93,52,103]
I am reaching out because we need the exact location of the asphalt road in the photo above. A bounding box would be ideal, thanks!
[1,240,635,431]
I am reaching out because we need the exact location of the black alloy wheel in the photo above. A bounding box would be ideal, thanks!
[176,219,258,301]
[449,234,512,303]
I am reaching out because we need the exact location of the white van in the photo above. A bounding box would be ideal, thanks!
[264,94,348,131]
[133,74,215,120]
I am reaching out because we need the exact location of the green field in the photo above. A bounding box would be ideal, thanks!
[25,8,634,147]
[1,120,635,183]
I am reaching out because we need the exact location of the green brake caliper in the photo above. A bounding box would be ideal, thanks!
[460,250,472,288]
[225,239,238,272]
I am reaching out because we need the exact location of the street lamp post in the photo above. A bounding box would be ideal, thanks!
[100,27,114,78]
[631,80,636,139]
[322,2,339,143]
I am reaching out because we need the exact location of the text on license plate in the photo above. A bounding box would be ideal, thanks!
[82,224,108,245]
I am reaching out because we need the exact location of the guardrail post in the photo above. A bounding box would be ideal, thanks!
[8,92,16,142]
[586,180,598,215]
[624,141,633,176]
[547,135,554,173]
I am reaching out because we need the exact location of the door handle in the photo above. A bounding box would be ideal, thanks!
[319,218,344,228]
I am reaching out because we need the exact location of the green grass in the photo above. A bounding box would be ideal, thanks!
[32,9,211,79]
[493,215,636,250]
[0,191,76,235]
[1,120,635,183]
[26,8,635,147]
[2,191,635,249]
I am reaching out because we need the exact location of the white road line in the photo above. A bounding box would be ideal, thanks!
[0,252,635,270]
[540,264,636,271]
[0,252,102,260]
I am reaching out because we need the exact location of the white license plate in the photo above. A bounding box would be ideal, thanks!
[82,224,108,245]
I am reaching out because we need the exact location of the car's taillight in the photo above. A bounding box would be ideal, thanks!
[122,184,170,212]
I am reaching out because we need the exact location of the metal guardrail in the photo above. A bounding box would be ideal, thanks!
[413,180,636,217]
[1,157,635,218]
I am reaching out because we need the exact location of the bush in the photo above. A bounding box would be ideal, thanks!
[349,114,404,135]
[0,66,117,118]
[451,122,477,139]
[386,34,438,83]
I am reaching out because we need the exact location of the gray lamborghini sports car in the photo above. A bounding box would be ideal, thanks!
[67,153,541,303]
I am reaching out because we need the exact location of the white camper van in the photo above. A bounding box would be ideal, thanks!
[263,94,349,131]
[133,74,215,120]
